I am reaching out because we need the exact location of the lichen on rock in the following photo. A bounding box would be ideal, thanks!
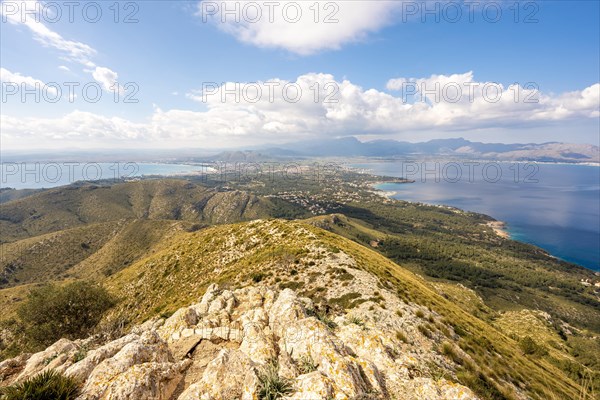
[0,283,479,400]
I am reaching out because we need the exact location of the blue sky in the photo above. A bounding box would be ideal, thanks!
[1,0,599,149]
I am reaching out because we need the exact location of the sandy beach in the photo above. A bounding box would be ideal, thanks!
[486,221,510,239]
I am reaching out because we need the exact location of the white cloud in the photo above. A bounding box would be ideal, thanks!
[1,72,599,149]
[197,0,402,55]
[1,68,44,87]
[1,1,97,66]
[58,65,70,72]
[92,67,121,93]
[1,1,121,93]
[0,67,57,96]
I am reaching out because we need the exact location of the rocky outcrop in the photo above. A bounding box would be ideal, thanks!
[0,283,479,400]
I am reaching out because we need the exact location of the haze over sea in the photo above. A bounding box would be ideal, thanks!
[354,162,600,271]
[2,160,598,271]
[0,163,210,190]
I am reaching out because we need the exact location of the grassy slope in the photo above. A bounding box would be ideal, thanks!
[0,179,306,243]
[99,219,585,400]
[1,178,598,397]
[0,188,44,204]
[0,219,206,288]
[307,211,600,333]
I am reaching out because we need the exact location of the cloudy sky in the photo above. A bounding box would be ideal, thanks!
[1,0,599,150]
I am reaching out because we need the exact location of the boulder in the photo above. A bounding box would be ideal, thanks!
[16,338,76,382]
[66,334,139,381]
[286,371,335,400]
[80,332,172,399]
[100,361,190,400]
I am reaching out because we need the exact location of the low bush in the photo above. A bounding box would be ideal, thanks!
[258,361,294,400]
[0,369,80,400]
[519,337,548,357]
[17,281,115,347]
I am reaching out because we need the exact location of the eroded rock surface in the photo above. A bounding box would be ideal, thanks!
[0,283,480,400]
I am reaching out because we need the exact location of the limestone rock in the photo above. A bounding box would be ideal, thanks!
[177,348,259,400]
[1,283,481,400]
[100,361,189,400]
[157,308,198,342]
[79,332,172,399]
[66,333,139,380]
[268,289,308,329]
[285,371,335,400]
[132,318,165,335]
[16,338,76,382]
[168,334,202,361]
[0,353,30,384]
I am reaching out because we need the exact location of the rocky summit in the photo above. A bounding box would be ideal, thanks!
[1,281,482,399]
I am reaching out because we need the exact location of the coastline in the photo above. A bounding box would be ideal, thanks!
[371,181,599,270]
[369,180,411,200]
[485,221,510,239]
[371,182,513,240]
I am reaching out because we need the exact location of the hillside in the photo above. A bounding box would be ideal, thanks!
[0,179,305,243]
[305,213,600,332]
[0,219,197,288]
[252,138,600,164]
[0,219,595,399]
[0,188,43,205]
[0,177,598,398]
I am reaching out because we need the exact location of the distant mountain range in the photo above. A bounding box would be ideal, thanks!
[1,138,598,164]
[220,137,598,163]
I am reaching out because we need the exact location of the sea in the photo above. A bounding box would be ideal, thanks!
[0,162,211,190]
[352,161,600,271]
[2,160,598,271]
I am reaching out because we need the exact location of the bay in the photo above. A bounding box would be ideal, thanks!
[353,161,600,271]
[0,162,211,190]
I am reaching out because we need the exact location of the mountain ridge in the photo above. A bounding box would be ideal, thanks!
[0,177,598,398]
[248,137,600,163]
[0,219,591,399]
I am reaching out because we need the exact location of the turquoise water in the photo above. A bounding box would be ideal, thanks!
[354,162,600,271]
[0,162,210,190]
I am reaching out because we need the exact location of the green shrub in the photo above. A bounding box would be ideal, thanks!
[279,281,303,290]
[0,369,80,400]
[456,370,510,400]
[518,337,548,357]
[329,292,363,309]
[441,342,455,357]
[258,361,294,400]
[251,272,266,283]
[72,345,88,363]
[17,281,115,347]
[441,341,464,364]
